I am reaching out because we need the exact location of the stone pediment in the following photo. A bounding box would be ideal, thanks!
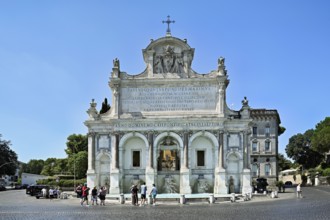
[110,35,228,80]
[142,36,195,78]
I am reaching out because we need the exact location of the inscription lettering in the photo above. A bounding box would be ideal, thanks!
[121,86,218,112]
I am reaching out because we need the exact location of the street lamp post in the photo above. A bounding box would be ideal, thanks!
[73,143,77,192]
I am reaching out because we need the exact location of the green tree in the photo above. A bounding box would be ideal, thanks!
[67,151,88,179]
[277,153,292,171]
[24,159,45,174]
[53,158,69,175]
[99,98,111,114]
[65,134,88,156]
[285,129,323,169]
[311,117,330,154]
[40,158,57,176]
[0,134,18,176]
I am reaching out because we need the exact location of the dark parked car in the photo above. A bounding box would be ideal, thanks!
[0,184,6,191]
[21,184,29,189]
[28,185,49,196]
[284,181,293,186]
[36,186,50,199]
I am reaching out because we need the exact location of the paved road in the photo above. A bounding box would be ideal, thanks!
[0,186,329,220]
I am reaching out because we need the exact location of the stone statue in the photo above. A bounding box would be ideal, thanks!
[113,58,120,68]
[218,57,225,70]
[154,56,163,73]
[242,96,249,107]
[229,176,235,193]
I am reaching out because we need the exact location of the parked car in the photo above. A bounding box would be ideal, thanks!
[284,181,293,186]
[30,185,49,196]
[21,184,29,189]
[0,184,6,191]
[36,186,50,199]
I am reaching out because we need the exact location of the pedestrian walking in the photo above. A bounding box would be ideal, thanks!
[297,183,302,198]
[131,185,139,206]
[91,186,98,205]
[140,182,147,206]
[150,183,157,206]
[81,183,90,206]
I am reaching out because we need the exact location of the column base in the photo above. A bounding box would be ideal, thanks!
[214,168,228,194]
[109,169,120,194]
[180,169,191,194]
[145,167,155,193]
[241,169,252,195]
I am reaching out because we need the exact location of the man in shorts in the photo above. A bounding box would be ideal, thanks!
[140,182,147,206]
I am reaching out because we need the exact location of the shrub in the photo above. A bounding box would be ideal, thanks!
[322,168,330,177]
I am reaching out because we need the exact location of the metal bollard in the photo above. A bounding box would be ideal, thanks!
[119,194,125,204]
[147,194,152,205]
[180,194,186,204]
[230,193,236,202]
[209,194,215,204]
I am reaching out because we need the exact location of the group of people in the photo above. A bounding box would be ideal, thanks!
[41,187,60,199]
[131,183,158,206]
[76,184,107,206]
[76,183,158,207]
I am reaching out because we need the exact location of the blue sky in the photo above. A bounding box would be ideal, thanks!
[0,0,329,163]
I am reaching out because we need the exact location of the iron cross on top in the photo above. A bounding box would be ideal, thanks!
[162,15,175,36]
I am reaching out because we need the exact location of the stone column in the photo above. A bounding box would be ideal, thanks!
[241,130,252,195]
[110,133,120,194]
[113,85,120,118]
[146,131,155,191]
[87,132,96,188]
[184,131,189,168]
[87,132,95,171]
[148,132,154,168]
[180,131,191,194]
[219,84,225,116]
[214,130,227,194]
[218,131,224,169]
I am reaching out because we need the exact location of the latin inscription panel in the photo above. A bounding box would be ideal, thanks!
[121,86,218,112]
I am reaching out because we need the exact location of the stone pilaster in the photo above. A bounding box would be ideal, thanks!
[109,133,120,194]
[180,131,191,194]
[215,130,227,194]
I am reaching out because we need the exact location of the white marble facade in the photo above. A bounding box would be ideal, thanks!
[85,33,280,195]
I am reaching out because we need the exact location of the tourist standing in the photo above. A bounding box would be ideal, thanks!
[76,184,82,198]
[99,186,106,206]
[81,183,90,206]
[91,186,98,205]
[131,185,139,206]
[140,182,147,206]
[49,188,54,200]
[150,184,157,206]
[297,183,302,198]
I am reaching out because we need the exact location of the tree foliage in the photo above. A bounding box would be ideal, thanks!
[65,134,88,156]
[23,159,45,174]
[67,151,88,179]
[277,153,292,171]
[311,117,330,154]
[0,134,18,176]
[285,129,323,169]
[278,125,286,136]
[99,98,111,114]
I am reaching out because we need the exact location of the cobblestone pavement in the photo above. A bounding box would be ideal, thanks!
[0,186,329,220]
